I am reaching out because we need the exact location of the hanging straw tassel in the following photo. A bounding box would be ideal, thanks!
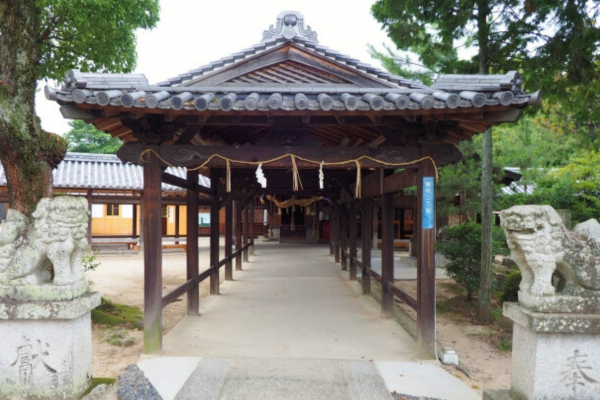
[291,155,303,191]
[319,161,324,189]
[354,160,362,199]
[226,159,231,192]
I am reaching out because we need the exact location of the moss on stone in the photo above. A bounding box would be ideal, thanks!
[80,377,116,397]
[91,297,143,330]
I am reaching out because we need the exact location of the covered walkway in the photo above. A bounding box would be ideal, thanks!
[162,241,413,359]
[132,241,479,400]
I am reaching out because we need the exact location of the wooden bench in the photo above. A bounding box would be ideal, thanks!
[162,244,187,252]
[131,243,187,252]
[92,241,138,250]
[376,239,410,250]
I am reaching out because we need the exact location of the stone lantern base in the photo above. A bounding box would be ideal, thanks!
[0,291,101,400]
[483,302,600,400]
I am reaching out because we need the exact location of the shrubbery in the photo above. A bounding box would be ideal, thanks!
[500,271,522,302]
[437,221,508,300]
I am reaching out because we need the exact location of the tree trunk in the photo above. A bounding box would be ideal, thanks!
[477,0,493,323]
[0,0,66,217]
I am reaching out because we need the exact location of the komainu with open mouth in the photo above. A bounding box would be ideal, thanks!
[500,205,600,308]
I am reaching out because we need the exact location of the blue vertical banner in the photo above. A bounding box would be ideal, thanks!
[422,177,435,229]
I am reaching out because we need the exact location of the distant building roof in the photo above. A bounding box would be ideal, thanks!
[0,152,210,192]
[501,167,536,195]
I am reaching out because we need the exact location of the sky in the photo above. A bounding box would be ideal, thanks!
[35,0,397,136]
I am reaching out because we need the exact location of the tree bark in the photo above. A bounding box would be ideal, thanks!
[0,0,66,217]
[477,0,493,323]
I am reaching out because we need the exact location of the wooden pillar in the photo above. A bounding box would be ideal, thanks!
[381,192,394,318]
[416,153,437,359]
[186,171,199,315]
[142,148,163,353]
[235,201,243,270]
[349,201,358,280]
[175,205,181,244]
[243,204,249,262]
[132,203,138,238]
[361,198,372,295]
[333,207,340,263]
[225,198,233,281]
[399,208,406,239]
[249,198,255,256]
[86,189,92,245]
[372,201,379,250]
[329,206,334,256]
[209,169,220,295]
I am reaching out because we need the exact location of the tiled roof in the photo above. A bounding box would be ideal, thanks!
[44,11,539,114]
[0,152,210,192]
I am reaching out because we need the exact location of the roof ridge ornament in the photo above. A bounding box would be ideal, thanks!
[262,11,318,43]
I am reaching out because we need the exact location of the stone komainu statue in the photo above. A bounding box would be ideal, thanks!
[0,196,89,286]
[500,205,600,310]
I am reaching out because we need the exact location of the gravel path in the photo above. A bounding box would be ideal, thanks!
[116,364,162,400]
[392,393,443,400]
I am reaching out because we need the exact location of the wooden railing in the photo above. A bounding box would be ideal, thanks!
[161,241,253,309]
[338,247,418,312]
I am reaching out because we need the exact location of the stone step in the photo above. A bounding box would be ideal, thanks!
[137,357,392,400]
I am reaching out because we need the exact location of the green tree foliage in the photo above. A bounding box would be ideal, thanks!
[497,151,600,224]
[0,0,159,216]
[437,222,508,300]
[371,0,600,322]
[370,0,600,91]
[64,120,122,154]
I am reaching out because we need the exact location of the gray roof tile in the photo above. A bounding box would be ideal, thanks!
[47,14,532,115]
[0,153,210,192]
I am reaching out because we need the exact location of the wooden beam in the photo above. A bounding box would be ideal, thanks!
[387,282,418,311]
[118,144,462,169]
[378,126,405,146]
[142,147,163,353]
[186,170,199,315]
[361,198,372,295]
[417,147,437,359]
[209,169,220,295]
[161,172,214,196]
[162,279,194,309]
[381,192,394,318]
[162,172,195,190]
[340,169,416,203]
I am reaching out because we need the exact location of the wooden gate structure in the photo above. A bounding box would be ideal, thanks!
[45,11,538,358]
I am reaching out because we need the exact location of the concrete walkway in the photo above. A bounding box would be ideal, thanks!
[137,241,479,400]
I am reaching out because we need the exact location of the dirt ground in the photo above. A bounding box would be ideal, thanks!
[87,246,220,378]
[394,279,512,396]
[87,245,511,396]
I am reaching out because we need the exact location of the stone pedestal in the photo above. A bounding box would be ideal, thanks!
[483,302,600,400]
[0,292,101,400]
